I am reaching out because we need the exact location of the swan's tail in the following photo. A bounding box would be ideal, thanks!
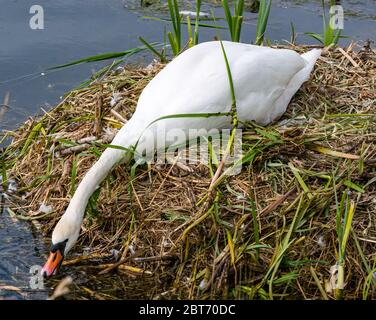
[271,48,321,122]
[281,48,322,97]
[300,48,322,80]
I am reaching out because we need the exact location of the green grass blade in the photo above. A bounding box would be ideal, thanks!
[255,0,272,45]
[48,47,145,70]
[305,32,324,44]
[139,37,166,62]
[19,122,43,158]
[222,0,233,39]
[194,0,202,45]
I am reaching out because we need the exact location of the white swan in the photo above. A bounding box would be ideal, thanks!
[42,41,321,276]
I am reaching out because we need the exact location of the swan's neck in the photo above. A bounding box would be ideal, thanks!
[64,148,126,222]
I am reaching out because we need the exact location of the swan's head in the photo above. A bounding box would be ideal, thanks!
[41,215,81,277]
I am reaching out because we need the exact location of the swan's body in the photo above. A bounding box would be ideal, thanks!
[42,41,321,276]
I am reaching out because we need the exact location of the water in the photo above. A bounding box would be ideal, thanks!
[0,0,375,299]
[1,0,375,130]
[0,215,48,300]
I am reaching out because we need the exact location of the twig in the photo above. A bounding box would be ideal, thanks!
[110,109,128,124]
[94,95,103,136]
[58,134,115,156]
[0,92,10,123]
[98,254,178,275]
[132,255,177,262]
[338,47,361,68]
[47,276,73,300]
[98,257,128,275]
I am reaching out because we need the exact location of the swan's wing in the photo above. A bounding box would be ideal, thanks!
[134,41,315,126]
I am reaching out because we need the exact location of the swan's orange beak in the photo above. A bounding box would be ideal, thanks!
[42,250,64,277]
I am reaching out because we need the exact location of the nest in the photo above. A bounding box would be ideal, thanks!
[2,43,376,300]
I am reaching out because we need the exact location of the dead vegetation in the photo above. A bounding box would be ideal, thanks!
[1,43,376,300]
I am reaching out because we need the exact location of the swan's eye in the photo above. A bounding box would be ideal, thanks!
[50,239,69,253]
